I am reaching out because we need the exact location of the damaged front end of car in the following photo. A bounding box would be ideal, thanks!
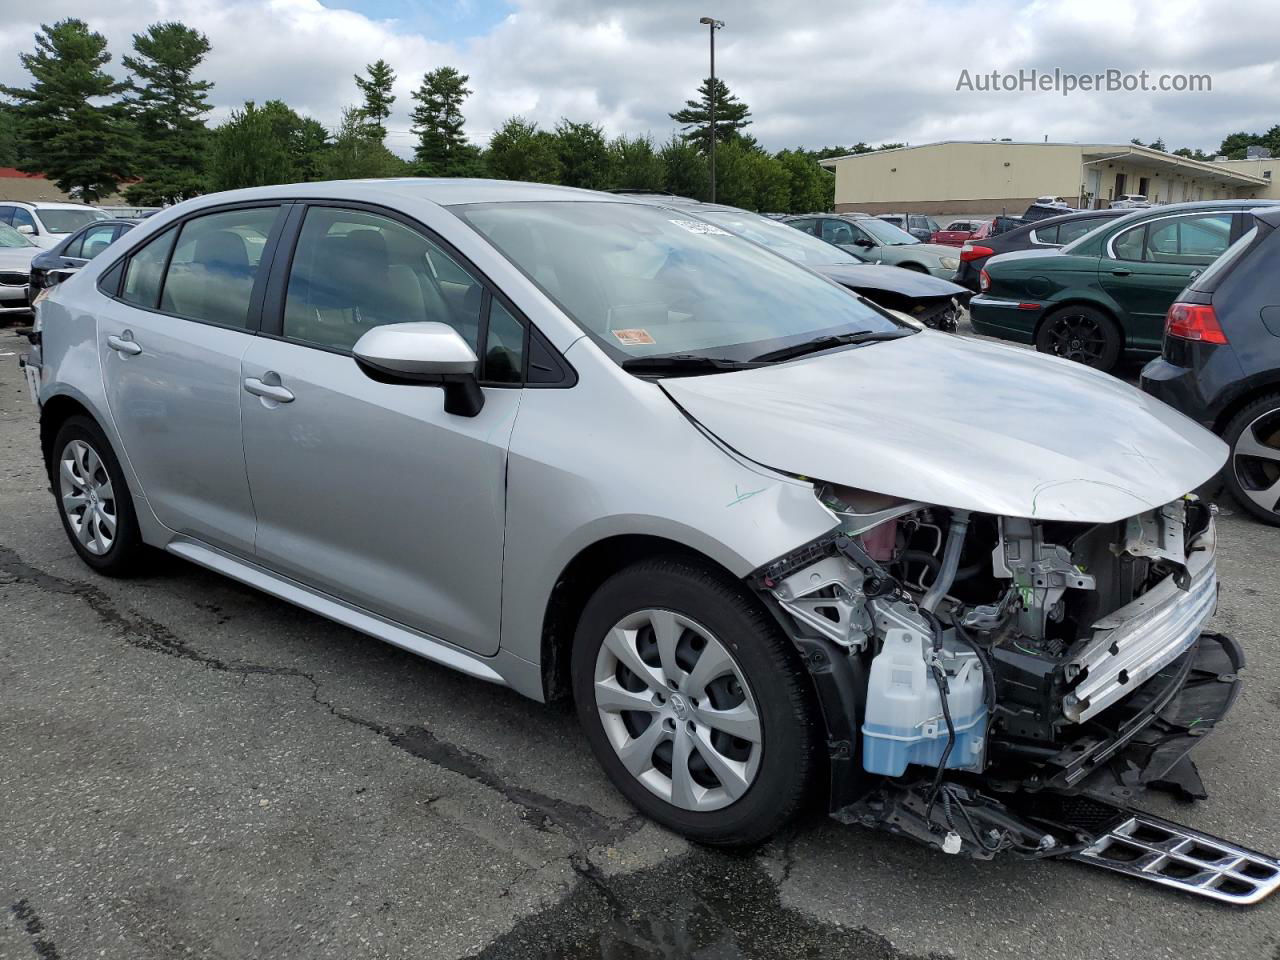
[753,485,1279,903]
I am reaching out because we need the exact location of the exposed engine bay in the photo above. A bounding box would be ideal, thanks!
[754,485,1280,903]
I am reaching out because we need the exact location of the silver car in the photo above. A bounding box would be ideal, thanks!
[25,180,1274,894]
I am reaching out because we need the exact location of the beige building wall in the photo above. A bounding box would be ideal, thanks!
[1211,157,1280,200]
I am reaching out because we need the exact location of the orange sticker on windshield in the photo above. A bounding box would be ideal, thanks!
[612,328,656,345]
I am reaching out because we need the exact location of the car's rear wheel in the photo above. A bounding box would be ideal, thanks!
[572,557,818,846]
[52,416,146,575]
[1035,305,1121,371]
[1223,394,1280,526]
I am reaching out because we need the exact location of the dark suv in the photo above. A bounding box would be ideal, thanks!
[1141,206,1280,525]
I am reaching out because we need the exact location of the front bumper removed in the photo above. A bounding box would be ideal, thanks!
[835,633,1280,903]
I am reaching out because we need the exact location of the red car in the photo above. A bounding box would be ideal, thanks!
[930,218,992,247]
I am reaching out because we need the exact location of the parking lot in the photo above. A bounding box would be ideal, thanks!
[1,320,1279,960]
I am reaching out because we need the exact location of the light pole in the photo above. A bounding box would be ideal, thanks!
[699,17,724,202]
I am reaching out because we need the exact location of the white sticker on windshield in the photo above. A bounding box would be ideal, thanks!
[669,219,731,236]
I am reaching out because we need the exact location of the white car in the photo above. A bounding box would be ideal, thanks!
[1112,194,1152,209]
[0,201,108,250]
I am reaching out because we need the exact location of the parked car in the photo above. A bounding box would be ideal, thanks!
[783,213,961,280]
[23,181,1275,900]
[970,200,1273,370]
[617,194,970,330]
[874,213,939,242]
[28,219,137,295]
[1021,199,1078,222]
[1112,195,1153,209]
[930,219,991,247]
[0,201,108,250]
[1141,206,1280,526]
[988,214,1025,237]
[0,221,39,314]
[953,208,1131,292]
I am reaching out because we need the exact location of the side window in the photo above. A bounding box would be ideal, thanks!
[1112,224,1146,261]
[788,218,818,236]
[822,219,857,244]
[1032,225,1059,244]
[77,224,118,260]
[1144,214,1232,265]
[11,207,36,233]
[121,227,178,308]
[483,299,525,384]
[283,206,484,353]
[1056,218,1103,245]
[0,207,13,226]
[63,230,86,259]
[160,207,278,328]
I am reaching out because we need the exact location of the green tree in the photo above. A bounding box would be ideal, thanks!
[669,76,751,152]
[0,106,26,167]
[658,136,708,199]
[1,19,133,201]
[121,22,213,204]
[553,119,609,189]
[210,100,295,190]
[608,135,665,191]
[354,58,396,142]
[485,116,561,183]
[1172,146,1212,161]
[410,66,480,176]
[292,116,331,181]
[776,149,829,213]
[324,106,406,179]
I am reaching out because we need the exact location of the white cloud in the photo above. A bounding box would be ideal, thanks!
[0,0,1276,156]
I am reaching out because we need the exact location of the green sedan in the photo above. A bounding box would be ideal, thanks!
[782,213,961,280]
[969,200,1272,371]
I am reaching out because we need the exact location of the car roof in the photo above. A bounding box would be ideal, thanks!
[0,200,102,210]
[170,178,632,210]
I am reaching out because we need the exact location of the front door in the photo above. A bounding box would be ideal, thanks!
[240,205,521,655]
[97,205,285,555]
[1098,212,1235,350]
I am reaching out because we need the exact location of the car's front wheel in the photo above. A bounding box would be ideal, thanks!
[572,557,819,846]
[1223,394,1280,526]
[1035,305,1122,371]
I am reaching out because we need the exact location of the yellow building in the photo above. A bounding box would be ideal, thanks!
[819,141,1274,216]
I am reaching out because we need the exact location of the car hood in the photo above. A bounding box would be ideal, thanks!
[0,246,38,270]
[816,263,967,299]
[661,332,1227,523]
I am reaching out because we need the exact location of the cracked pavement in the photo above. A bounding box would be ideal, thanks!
[1,326,1279,959]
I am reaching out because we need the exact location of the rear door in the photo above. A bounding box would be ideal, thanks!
[96,204,287,555]
[1099,212,1235,349]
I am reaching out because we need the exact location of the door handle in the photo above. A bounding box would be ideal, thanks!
[243,377,295,403]
[106,333,142,356]
[1110,268,1132,277]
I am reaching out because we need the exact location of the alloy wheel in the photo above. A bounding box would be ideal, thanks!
[593,609,762,812]
[1045,314,1107,364]
[1232,408,1280,518]
[58,439,117,556]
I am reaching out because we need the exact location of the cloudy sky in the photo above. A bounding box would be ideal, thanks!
[1,0,1277,156]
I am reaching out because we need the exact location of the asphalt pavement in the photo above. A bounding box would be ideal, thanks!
[1,323,1278,960]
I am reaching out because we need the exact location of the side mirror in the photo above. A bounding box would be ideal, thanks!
[16,223,34,235]
[352,322,484,417]
[854,237,876,248]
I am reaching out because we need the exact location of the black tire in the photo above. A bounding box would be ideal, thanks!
[899,262,930,274]
[572,557,819,846]
[1034,305,1122,371]
[50,416,147,576]
[1222,394,1280,526]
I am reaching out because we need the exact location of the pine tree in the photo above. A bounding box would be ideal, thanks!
[410,66,479,176]
[668,77,751,152]
[210,101,294,190]
[325,106,407,180]
[1,19,133,201]
[354,58,396,143]
[121,22,213,204]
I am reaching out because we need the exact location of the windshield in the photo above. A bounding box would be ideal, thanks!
[456,201,906,363]
[857,218,920,245]
[39,209,107,234]
[0,223,33,248]
[691,207,863,267]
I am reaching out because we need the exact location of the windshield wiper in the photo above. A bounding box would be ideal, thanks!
[621,354,762,375]
[751,330,911,363]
